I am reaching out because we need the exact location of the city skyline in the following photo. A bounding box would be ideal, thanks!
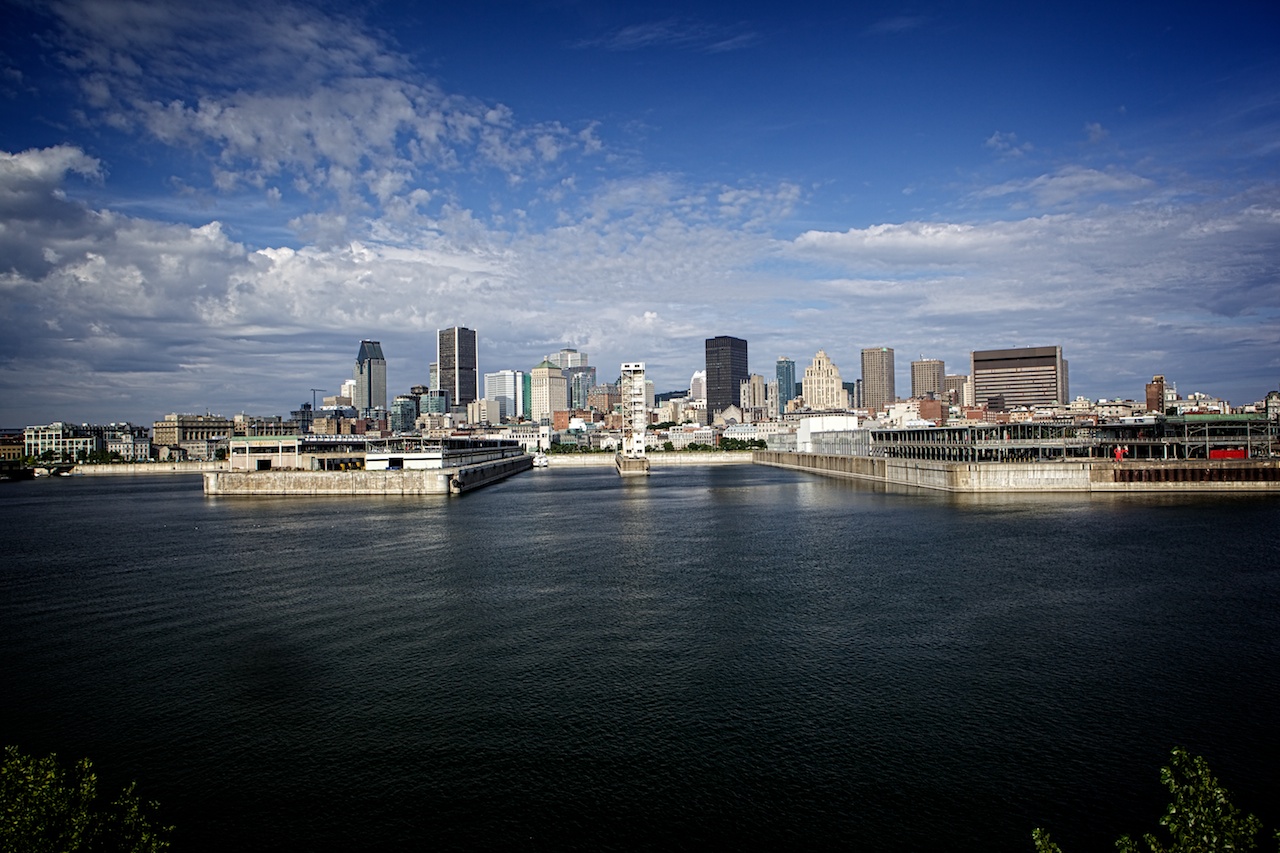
[2,1,1278,425]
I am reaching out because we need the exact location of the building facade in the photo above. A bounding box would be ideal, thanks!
[971,346,1068,410]
[861,347,896,415]
[484,369,526,422]
[802,350,850,411]
[944,374,974,407]
[352,340,387,414]
[438,326,478,409]
[705,336,748,417]
[530,359,568,425]
[545,348,587,369]
[910,357,945,399]
[566,365,597,410]
[776,357,796,413]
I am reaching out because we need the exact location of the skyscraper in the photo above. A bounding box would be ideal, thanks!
[530,359,568,425]
[970,346,1068,410]
[352,340,387,415]
[566,366,597,410]
[438,327,478,409]
[484,369,525,422]
[861,346,896,415]
[802,350,849,410]
[705,336,748,416]
[689,370,707,402]
[911,357,945,399]
[545,348,587,369]
[775,357,796,413]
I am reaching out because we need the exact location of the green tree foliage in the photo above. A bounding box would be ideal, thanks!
[1033,747,1264,853]
[1,745,173,853]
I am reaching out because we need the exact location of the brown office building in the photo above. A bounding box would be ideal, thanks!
[970,346,1068,411]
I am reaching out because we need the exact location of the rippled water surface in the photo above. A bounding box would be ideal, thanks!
[2,467,1277,851]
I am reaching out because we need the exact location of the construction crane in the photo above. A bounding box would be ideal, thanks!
[310,388,326,409]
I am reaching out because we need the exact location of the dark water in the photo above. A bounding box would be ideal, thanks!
[2,466,1276,852]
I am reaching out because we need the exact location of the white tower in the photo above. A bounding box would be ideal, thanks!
[617,361,651,475]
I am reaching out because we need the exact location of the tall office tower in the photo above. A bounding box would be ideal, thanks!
[438,327,478,409]
[775,357,796,413]
[1145,375,1167,415]
[945,374,974,407]
[352,340,387,415]
[802,350,850,411]
[911,357,945,399]
[689,370,707,402]
[705,335,748,416]
[546,348,587,369]
[530,359,568,425]
[566,365,597,409]
[428,363,439,392]
[861,346,896,415]
[970,346,1068,410]
[484,369,526,422]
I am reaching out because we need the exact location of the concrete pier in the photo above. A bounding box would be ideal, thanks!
[203,454,533,496]
[753,451,1280,493]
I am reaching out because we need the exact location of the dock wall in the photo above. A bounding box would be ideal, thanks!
[204,455,533,496]
[76,461,228,475]
[544,451,753,468]
[753,451,1280,493]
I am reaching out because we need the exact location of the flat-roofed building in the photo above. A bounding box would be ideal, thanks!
[911,357,945,399]
[971,346,1068,411]
[861,347,896,415]
[705,335,748,417]
[438,326,478,409]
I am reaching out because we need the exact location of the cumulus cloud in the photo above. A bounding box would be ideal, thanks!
[43,0,598,224]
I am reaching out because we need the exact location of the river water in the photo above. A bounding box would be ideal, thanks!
[2,466,1276,851]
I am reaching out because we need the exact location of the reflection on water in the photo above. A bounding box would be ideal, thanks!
[1,468,1277,852]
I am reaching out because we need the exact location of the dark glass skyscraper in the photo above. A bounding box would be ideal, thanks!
[438,327,478,409]
[705,335,748,416]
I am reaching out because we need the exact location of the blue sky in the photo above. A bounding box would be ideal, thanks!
[2,0,1278,425]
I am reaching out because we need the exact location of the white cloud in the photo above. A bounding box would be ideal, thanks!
[976,165,1154,206]
[45,0,598,224]
[984,131,1034,158]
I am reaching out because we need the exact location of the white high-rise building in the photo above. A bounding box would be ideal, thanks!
[545,348,587,369]
[689,370,707,402]
[484,370,526,422]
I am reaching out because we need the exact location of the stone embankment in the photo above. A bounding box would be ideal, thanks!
[543,451,753,468]
[76,461,228,475]
[753,451,1280,493]
[204,455,532,496]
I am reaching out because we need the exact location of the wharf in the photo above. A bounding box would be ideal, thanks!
[754,451,1280,493]
[204,454,532,496]
[541,451,753,468]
